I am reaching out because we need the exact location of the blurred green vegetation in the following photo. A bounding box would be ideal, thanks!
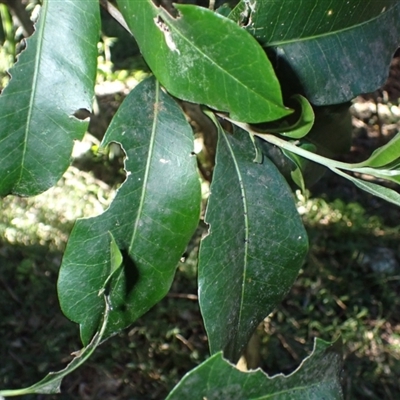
[0,4,15,89]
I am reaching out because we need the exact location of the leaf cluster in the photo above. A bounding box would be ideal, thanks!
[1,0,400,398]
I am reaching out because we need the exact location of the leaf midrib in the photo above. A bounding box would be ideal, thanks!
[257,2,397,47]
[18,0,48,187]
[221,130,249,337]
[128,81,160,253]
[160,6,284,110]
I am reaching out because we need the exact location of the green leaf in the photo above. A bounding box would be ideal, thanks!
[257,95,314,139]
[255,137,297,182]
[0,0,99,196]
[98,231,124,297]
[332,168,400,207]
[265,135,400,201]
[347,167,400,185]
[166,338,343,400]
[198,122,308,362]
[117,1,290,123]
[0,296,110,397]
[356,131,400,168]
[58,77,201,345]
[282,142,318,191]
[230,0,400,105]
[278,95,314,139]
[246,127,400,204]
[215,4,232,17]
[109,231,123,274]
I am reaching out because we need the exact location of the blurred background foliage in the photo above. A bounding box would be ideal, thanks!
[0,1,400,399]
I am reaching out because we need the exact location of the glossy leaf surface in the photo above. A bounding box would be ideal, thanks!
[167,338,343,400]
[117,0,290,123]
[58,78,201,344]
[0,0,99,196]
[198,122,308,362]
[230,0,400,105]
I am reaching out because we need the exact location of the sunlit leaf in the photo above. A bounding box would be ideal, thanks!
[117,0,290,123]
[236,119,399,205]
[58,78,201,344]
[0,0,99,196]
[356,131,400,168]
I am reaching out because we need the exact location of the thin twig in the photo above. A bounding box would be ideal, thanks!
[175,333,195,352]
[277,332,299,361]
[168,293,198,300]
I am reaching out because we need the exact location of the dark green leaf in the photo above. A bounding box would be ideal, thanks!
[230,0,400,104]
[166,338,343,400]
[306,103,353,158]
[58,78,201,345]
[215,4,232,17]
[0,0,99,196]
[198,122,308,362]
[117,0,290,123]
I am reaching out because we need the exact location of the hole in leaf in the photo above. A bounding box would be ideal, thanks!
[153,15,180,54]
[152,0,179,18]
[73,108,91,121]
[72,138,126,188]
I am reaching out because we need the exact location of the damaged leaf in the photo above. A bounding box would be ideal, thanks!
[117,0,290,123]
[58,77,201,344]
[0,0,99,196]
[230,0,400,104]
[198,120,308,361]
